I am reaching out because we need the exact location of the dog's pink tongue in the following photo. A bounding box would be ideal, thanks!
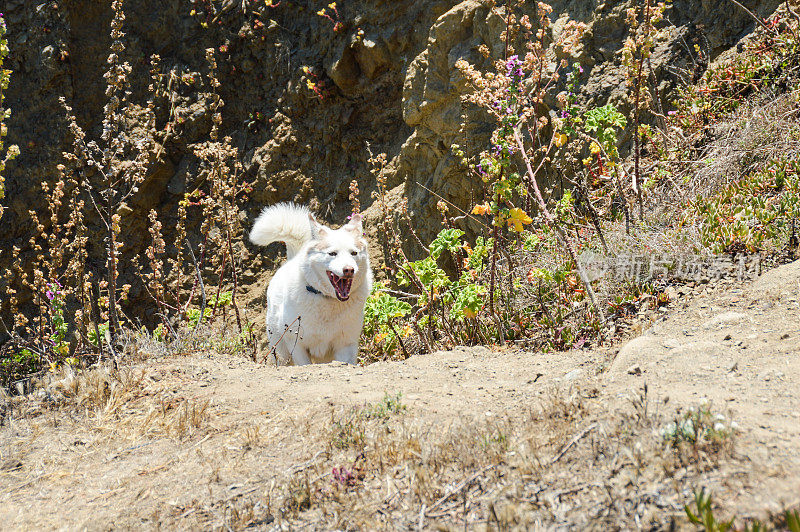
[339,278,352,299]
[328,272,352,300]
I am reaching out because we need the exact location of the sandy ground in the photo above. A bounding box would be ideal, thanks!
[1,261,798,530]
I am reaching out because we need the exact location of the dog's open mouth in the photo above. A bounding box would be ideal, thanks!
[327,271,353,301]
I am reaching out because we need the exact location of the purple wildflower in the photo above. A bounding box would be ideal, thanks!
[46,290,55,301]
[578,65,584,73]
[332,467,356,486]
[560,110,570,119]
[506,55,524,80]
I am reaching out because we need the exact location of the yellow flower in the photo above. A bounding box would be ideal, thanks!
[506,207,533,232]
[471,203,490,215]
[402,325,413,337]
[302,66,310,74]
[554,133,568,147]
[306,79,316,90]
[590,142,601,155]
[328,2,337,8]
[316,9,326,15]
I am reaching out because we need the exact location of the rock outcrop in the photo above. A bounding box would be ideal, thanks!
[0,0,783,327]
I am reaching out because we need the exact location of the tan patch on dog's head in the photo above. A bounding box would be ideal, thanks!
[309,237,332,252]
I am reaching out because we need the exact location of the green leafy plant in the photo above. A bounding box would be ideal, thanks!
[186,290,233,328]
[787,510,800,532]
[690,159,800,253]
[87,322,110,349]
[661,400,737,448]
[331,392,405,450]
[584,104,627,156]
[672,14,800,132]
[363,227,497,359]
[364,392,406,419]
[362,283,412,358]
[47,283,70,359]
[685,488,735,531]
[685,489,800,532]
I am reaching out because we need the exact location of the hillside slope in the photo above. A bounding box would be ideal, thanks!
[1,260,798,529]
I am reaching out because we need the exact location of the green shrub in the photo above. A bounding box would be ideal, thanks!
[690,160,800,253]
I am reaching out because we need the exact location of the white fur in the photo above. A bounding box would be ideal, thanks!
[249,203,372,365]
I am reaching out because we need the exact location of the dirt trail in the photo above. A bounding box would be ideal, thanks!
[1,261,799,530]
[609,260,800,486]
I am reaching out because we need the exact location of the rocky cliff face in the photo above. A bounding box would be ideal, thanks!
[393,0,783,238]
[0,0,782,324]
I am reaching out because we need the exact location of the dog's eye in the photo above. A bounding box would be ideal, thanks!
[328,251,338,256]
[350,251,358,256]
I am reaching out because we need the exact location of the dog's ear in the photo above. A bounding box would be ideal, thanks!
[308,212,329,240]
[344,213,363,236]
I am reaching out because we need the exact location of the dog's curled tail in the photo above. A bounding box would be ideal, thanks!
[249,203,312,259]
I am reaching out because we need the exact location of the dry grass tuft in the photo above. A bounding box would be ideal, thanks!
[5,332,220,446]
[235,386,742,529]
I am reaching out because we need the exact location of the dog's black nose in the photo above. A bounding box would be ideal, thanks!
[342,267,354,278]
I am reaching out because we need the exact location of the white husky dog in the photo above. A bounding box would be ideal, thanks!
[249,203,372,365]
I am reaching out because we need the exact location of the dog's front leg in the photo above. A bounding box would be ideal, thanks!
[333,344,358,365]
[290,346,312,366]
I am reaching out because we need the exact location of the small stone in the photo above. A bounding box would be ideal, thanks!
[702,311,747,329]
[1,460,22,471]
[626,364,642,376]
[662,338,681,349]
[564,369,583,381]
